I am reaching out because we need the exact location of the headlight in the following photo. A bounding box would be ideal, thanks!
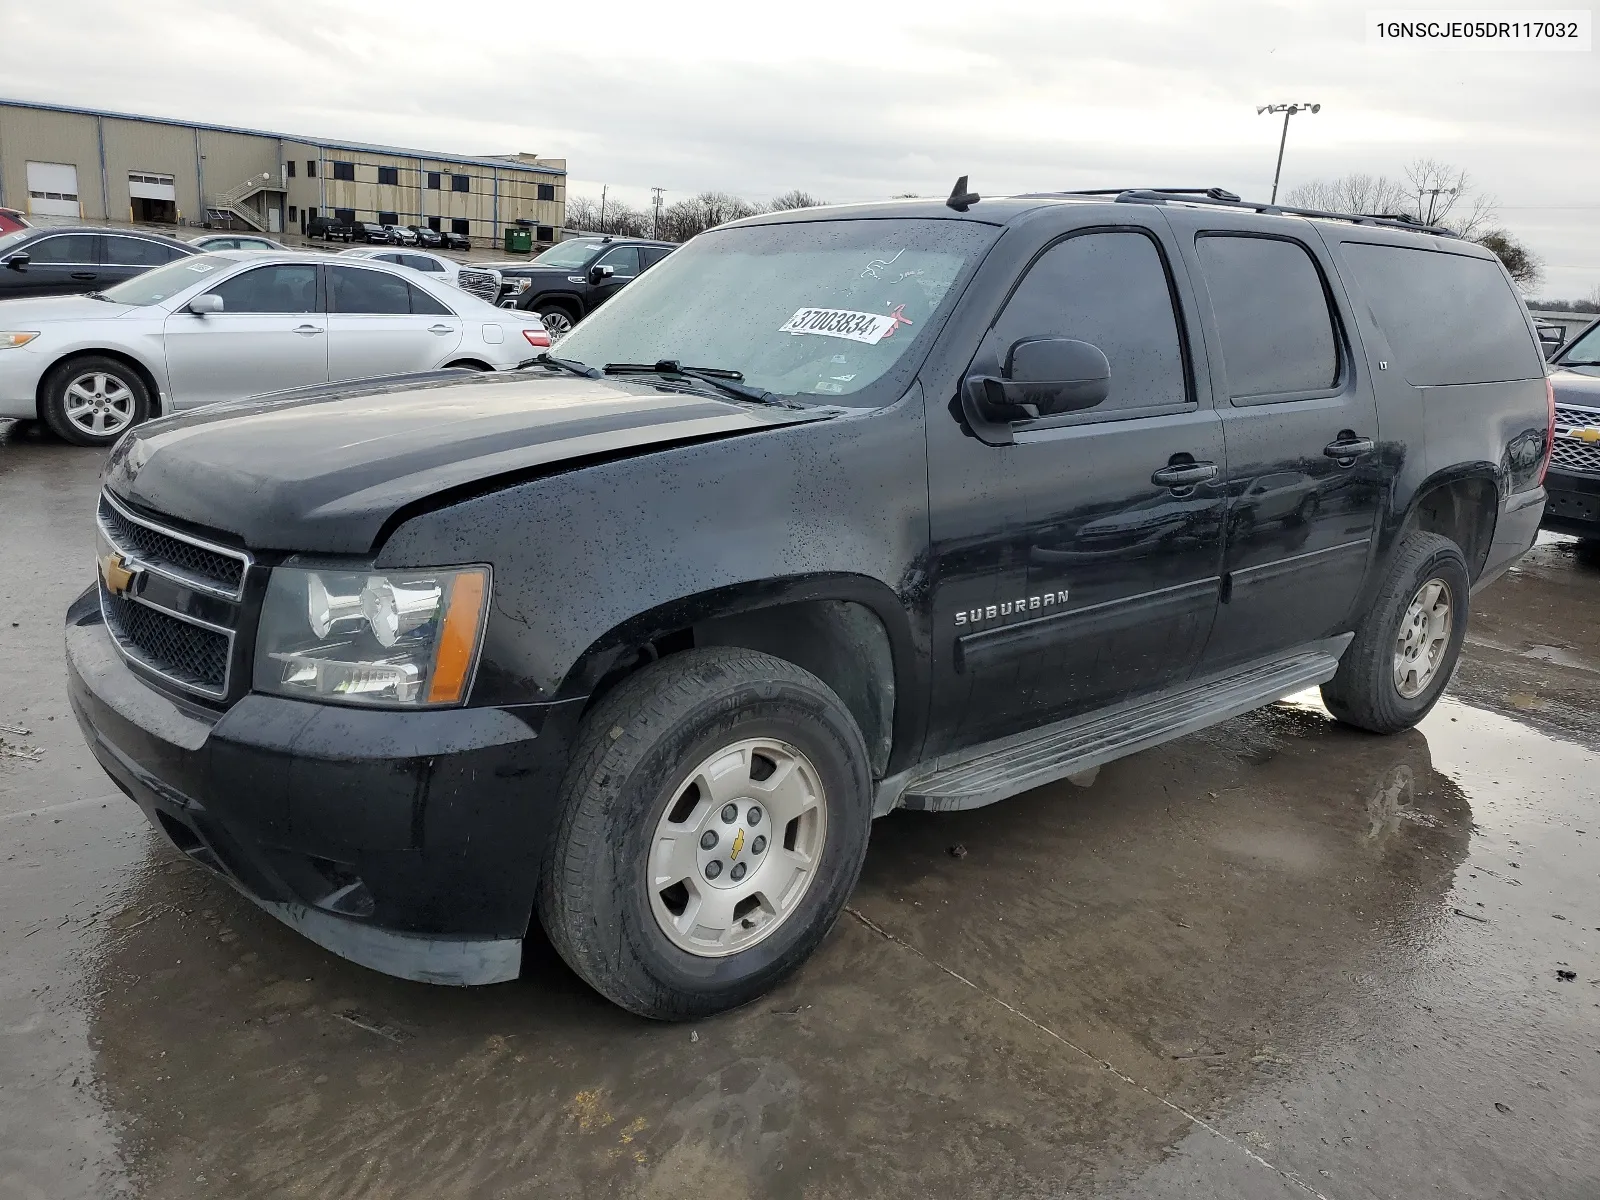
[254,566,490,707]
[1,332,39,349]
[513,278,532,293]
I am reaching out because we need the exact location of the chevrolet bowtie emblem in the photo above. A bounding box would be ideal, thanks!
[101,552,138,596]
[1571,427,1600,445]
[730,828,746,860]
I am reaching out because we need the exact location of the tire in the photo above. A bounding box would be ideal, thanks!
[1322,531,1470,734]
[538,647,873,1020]
[534,304,576,341]
[1573,538,1600,568]
[40,355,151,447]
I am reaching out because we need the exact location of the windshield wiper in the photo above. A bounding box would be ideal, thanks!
[603,360,795,408]
[519,352,600,377]
[1561,359,1600,367]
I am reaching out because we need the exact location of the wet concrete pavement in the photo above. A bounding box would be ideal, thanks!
[2,421,1596,1199]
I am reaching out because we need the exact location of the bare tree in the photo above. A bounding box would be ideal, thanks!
[767,190,828,212]
[564,194,600,232]
[1474,229,1543,289]
[1403,158,1495,237]
[1282,173,1409,216]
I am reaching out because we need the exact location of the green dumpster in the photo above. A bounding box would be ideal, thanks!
[504,227,534,253]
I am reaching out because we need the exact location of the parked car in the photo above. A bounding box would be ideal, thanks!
[0,226,196,299]
[63,188,1549,1020]
[1539,317,1600,547]
[190,234,288,252]
[497,236,675,336]
[336,246,503,305]
[306,216,354,243]
[0,250,548,445]
[408,225,443,249]
[384,225,419,246]
[0,208,30,234]
[440,229,471,251]
[355,222,392,244]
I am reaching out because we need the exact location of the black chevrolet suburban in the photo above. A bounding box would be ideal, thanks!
[1540,318,1600,544]
[66,186,1552,1019]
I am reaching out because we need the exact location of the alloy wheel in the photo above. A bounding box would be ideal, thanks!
[648,738,828,957]
[539,310,574,341]
[1393,577,1453,698]
[63,372,136,438]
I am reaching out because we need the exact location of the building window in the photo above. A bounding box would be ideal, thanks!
[288,205,298,222]
[451,174,470,193]
[332,161,355,182]
[451,218,470,235]
[378,211,399,226]
[334,208,356,225]
[427,216,441,231]
[378,165,399,186]
[427,172,441,190]
[536,225,553,242]
[537,183,555,202]
[286,160,296,178]
[306,160,317,178]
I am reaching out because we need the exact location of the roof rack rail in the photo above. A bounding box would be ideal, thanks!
[1037,187,1459,238]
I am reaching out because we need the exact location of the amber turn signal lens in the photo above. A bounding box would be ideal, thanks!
[426,569,488,704]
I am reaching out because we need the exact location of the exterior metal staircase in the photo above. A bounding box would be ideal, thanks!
[206,173,284,232]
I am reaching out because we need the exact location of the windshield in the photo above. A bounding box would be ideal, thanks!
[1560,322,1600,364]
[532,239,608,268]
[0,229,30,255]
[101,255,230,305]
[554,218,997,404]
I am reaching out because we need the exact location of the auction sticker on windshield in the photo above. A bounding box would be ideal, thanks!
[780,306,911,344]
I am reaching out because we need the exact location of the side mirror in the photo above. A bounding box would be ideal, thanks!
[1536,325,1565,358]
[967,337,1111,421]
[588,263,616,284]
[188,293,224,316]
[5,253,29,271]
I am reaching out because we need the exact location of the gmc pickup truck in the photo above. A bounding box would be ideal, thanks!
[67,185,1552,1019]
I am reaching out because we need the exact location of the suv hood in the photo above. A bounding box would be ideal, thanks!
[104,371,833,554]
[1551,367,1600,406]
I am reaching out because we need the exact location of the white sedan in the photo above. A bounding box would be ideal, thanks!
[337,246,502,305]
[0,251,550,445]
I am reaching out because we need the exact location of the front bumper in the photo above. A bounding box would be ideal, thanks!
[1541,468,1600,539]
[65,587,584,985]
[0,345,48,419]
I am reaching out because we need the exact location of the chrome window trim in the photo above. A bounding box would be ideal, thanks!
[98,489,253,601]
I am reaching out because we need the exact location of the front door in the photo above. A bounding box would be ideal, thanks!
[588,245,640,311]
[1164,214,1387,672]
[325,264,463,381]
[3,232,102,296]
[163,263,328,407]
[924,218,1227,753]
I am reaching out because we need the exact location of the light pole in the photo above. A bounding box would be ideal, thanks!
[1257,102,1321,204]
[651,187,665,238]
[1419,185,1458,226]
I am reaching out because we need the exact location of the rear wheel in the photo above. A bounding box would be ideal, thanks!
[538,648,872,1020]
[1322,532,1470,733]
[41,356,150,447]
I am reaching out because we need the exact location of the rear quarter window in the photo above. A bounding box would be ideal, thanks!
[1338,242,1541,386]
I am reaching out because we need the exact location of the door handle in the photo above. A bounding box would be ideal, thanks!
[1152,461,1219,488]
[292,324,324,336]
[70,272,97,280]
[1324,435,1375,460]
[428,324,454,335]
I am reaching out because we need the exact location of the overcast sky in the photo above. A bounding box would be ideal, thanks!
[4,0,1595,296]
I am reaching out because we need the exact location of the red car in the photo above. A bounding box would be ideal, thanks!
[0,208,30,234]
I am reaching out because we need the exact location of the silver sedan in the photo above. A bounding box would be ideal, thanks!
[0,251,550,445]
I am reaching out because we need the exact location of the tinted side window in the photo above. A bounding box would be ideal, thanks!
[403,254,443,272]
[1339,243,1542,385]
[640,247,672,269]
[993,230,1187,415]
[328,266,412,315]
[1196,235,1338,399]
[213,265,319,314]
[596,246,641,278]
[27,234,98,264]
[105,236,177,266]
[408,283,452,316]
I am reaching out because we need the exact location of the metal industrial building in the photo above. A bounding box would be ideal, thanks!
[0,98,567,247]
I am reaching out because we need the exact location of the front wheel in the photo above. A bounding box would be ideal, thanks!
[534,305,575,341]
[40,356,151,446]
[538,648,873,1020]
[1322,532,1470,733]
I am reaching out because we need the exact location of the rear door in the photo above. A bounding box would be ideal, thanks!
[1164,210,1387,672]
[5,232,101,296]
[163,262,327,407]
[102,233,184,286]
[325,264,462,381]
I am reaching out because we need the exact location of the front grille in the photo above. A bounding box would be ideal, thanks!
[457,269,499,302]
[1551,404,1600,476]
[97,493,247,598]
[102,587,230,694]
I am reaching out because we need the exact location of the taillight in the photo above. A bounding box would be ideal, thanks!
[1539,376,1556,486]
[522,327,550,349]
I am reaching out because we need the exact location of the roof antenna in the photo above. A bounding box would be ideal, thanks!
[946,175,980,213]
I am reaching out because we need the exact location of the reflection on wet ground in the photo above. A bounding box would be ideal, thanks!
[2,433,1597,1199]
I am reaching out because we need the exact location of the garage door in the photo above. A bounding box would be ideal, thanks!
[128,172,176,201]
[26,161,81,218]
